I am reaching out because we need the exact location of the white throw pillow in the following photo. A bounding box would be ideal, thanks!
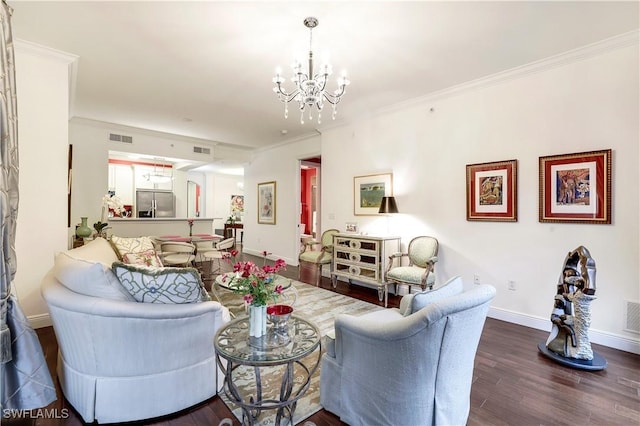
[65,237,120,266]
[54,252,135,301]
[112,261,209,304]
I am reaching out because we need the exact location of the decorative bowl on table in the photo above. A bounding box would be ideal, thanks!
[267,304,293,330]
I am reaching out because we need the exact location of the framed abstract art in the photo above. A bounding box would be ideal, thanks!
[539,149,612,224]
[466,159,518,222]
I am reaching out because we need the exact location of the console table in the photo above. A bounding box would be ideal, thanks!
[224,222,244,246]
[331,233,401,307]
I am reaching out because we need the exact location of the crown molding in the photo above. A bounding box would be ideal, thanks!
[350,29,640,124]
[15,38,79,118]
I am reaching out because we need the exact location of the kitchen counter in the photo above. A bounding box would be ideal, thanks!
[107,217,217,238]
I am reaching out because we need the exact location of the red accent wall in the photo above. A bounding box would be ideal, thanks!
[300,168,316,234]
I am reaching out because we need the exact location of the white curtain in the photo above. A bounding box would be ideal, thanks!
[0,0,56,410]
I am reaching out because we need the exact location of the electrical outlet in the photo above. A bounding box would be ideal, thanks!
[474,274,481,285]
[508,280,516,291]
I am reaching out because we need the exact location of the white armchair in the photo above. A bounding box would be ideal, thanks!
[41,237,230,423]
[320,276,496,426]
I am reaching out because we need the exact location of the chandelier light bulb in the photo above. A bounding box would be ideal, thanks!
[273,17,349,125]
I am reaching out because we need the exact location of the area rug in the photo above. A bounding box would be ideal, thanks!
[215,279,383,425]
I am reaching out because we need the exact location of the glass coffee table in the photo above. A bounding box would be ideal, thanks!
[214,315,321,425]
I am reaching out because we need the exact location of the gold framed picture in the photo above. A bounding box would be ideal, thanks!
[257,181,276,225]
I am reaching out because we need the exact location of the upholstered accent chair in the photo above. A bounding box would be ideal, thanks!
[298,228,340,286]
[384,236,438,297]
[320,276,496,426]
[41,237,230,423]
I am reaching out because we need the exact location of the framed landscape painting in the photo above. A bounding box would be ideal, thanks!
[353,173,393,215]
[466,159,517,222]
[257,181,276,224]
[539,149,611,224]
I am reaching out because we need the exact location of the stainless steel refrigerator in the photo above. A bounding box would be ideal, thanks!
[136,190,175,218]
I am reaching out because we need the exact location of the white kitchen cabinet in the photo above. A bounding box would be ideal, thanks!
[108,163,134,205]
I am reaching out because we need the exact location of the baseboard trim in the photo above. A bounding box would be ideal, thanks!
[29,313,52,329]
[489,307,640,355]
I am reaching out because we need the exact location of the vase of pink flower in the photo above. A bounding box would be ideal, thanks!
[225,253,287,340]
[187,218,194,236]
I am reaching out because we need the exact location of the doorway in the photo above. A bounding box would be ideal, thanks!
[299,157,321,245]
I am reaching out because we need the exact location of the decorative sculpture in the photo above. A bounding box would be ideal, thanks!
[538,246,607,370]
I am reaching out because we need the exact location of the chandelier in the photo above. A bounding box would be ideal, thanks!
[272,17,350,125]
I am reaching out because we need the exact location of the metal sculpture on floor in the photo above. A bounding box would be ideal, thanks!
[538,246,607,370]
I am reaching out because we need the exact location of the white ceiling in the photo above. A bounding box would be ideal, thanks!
[9,1,639,165]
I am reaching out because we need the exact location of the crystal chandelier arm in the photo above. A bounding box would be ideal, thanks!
[320,86,347,105]
[273,81,301,103]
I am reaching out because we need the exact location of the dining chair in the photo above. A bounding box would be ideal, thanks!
[194,239,216,264]
[159,241,196,267]
[201,237,236,276]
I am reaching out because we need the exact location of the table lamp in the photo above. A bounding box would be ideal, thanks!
[378,196,399,214]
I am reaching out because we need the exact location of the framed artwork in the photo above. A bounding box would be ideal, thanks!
[539,149,612,224]
[345,222,358,233]
[257,181,276,224]
[353,173,393,216]
[230,194,244,215]
[466,159,518,222]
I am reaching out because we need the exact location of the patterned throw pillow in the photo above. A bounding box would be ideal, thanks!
[112,261,209,304]
[122,249,163,267]
[110,236,157,261]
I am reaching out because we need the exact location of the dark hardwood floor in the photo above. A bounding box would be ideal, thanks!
[6,250,639,425]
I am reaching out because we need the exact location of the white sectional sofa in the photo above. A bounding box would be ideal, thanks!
[41,237,230,423]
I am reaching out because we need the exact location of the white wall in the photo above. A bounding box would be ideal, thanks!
[245,35,639,352]
[206,173,245,224]
[243,136,321,265]
[13,42,75,325]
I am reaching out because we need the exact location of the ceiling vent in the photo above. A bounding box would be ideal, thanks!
[193,146,211,155]
[109,133,133,144]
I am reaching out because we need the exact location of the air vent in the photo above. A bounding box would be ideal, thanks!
[193,146,211,155]
[109,133,133,143]
[625,300,640,334]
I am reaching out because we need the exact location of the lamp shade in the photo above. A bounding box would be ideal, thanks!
[378,196,399,214]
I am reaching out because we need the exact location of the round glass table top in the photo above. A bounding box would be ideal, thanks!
[214,315,320,366]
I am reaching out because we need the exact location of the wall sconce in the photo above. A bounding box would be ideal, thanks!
[378,196,399,214]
